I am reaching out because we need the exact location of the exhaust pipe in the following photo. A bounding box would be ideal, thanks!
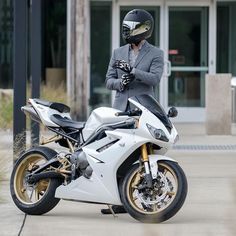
[27,171,64,184]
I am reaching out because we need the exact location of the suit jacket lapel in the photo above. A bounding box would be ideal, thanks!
[133,42,151,68]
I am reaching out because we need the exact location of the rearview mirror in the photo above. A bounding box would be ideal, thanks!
[167,107,178,118]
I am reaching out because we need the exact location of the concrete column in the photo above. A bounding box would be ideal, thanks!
[206,74,232,135]
[67,0,90,121]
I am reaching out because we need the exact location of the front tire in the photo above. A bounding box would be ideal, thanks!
[120,161,187,223]
[10,148,62,215]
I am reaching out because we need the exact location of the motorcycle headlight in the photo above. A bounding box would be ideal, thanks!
[146,124,169,142]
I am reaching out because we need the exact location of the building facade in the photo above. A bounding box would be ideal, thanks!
[1,0,236,122]
[88,0,236,122]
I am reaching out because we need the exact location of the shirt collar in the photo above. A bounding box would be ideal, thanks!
[129,40,146,51]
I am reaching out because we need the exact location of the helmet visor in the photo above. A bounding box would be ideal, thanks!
[123,20,151,37]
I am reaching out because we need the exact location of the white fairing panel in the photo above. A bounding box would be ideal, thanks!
[55,130,141,205]
[56,172,123,205]
[83,107,130,140]
[148,154,177,163]
[29,99,71,127]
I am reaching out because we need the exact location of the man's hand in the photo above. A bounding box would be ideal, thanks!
[121,73,135,86]
[113,60,132,73]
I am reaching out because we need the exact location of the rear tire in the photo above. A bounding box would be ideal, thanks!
[120,161,187,223]
[10,148,62,215]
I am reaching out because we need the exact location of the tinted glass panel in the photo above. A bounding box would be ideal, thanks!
[217,5,229,73]
[217,2,236,77]
[0,0,13,88]
[90,2,111,109]
[168,71,206,107]
[169,7,208,67]
[168,7,208,107]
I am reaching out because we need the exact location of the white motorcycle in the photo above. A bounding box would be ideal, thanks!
[10,94,187,223]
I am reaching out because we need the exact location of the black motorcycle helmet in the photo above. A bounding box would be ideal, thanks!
[122,9,154,45]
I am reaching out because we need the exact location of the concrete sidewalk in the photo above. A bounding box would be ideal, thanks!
[0,130,24,236]
[1,124,236,236]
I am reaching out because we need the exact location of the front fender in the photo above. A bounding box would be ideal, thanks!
[148,154,178,163]
[134,154,177,179]
[148,155,177,178]
[134,154,177,165]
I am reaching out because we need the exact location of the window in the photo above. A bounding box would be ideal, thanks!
[90,2,112,109]
[0,0,13,88]
[217,2,236,77]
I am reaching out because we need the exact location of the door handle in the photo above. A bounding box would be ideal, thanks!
[166,60,171,77]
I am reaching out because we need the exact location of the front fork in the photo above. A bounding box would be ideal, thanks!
[141,144,155,188]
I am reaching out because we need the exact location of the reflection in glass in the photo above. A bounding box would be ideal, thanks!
[168,7,208,108]
[169,7,208,67]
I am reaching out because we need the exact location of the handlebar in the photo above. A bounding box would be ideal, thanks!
[115,109,141,117]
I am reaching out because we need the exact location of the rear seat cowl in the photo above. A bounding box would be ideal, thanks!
[34,98,70,113]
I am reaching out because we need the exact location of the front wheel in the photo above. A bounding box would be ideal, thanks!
[10,148,62,215]
[120,161,188,223]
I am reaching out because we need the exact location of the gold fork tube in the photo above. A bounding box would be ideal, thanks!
[141,144,149,162]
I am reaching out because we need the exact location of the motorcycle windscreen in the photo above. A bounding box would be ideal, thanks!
[130,94,172,133]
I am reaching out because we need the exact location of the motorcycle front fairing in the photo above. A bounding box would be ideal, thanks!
[55,95,179,205]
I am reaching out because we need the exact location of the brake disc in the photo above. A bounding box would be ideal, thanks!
[134,172,173,207]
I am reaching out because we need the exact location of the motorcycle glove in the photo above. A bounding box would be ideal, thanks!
[120,73,135,91]
[113,60,132,73]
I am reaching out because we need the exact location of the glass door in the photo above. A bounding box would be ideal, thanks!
[167,6,209,121]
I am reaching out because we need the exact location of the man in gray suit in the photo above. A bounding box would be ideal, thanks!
[102,9,164,214]
[106,9,164,112]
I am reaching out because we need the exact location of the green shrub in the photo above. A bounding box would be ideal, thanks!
[0,97,13,129]
[0,83,67,130]
[41,83,67,104]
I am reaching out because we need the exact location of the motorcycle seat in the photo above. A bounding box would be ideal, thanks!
[50,114,85,130]
[34,99,70,113]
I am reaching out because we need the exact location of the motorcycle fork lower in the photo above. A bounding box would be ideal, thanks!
[141,144,153,188]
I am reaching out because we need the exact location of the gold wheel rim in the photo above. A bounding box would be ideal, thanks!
[126,163,178,215]
[14,154,50,205]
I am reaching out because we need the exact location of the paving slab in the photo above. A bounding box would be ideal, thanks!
[1,125,236,236]
[0,182,24,236]
[18,152,236,236]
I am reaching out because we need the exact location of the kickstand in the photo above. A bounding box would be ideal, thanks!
[108,205,118,218]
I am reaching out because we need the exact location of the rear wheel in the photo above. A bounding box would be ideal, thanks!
[10,149,62,215]
[120,161,187,223]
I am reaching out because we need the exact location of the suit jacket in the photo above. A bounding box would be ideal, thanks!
[106,41,164,111]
